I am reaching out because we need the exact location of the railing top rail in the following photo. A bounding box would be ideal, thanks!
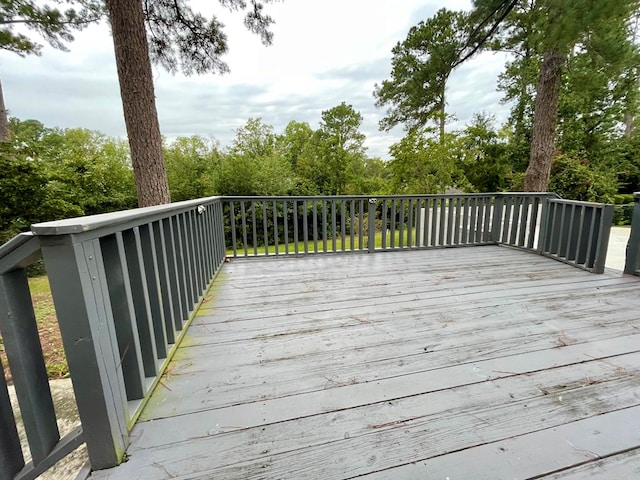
[548,197,611,207]
[222,192,560,201]
[0,232,35,258]
[0,232,40,275]
[31,196,222,236]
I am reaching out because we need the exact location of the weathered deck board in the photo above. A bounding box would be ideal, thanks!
[91,246,640,479]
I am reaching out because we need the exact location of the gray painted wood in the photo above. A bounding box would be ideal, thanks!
[0,269,59,464]
[90,246,640,479]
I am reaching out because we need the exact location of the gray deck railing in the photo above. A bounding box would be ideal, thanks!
[224,193,613,272]
[224,193,556,256]
[0,233,84,480]
[0,192,618,477]
[624,192,640,275]
[539,198,614,273]
[0,197,225,478]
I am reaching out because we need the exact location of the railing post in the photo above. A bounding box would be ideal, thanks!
[368,198,377,253]
[537,196,552,252]
[592,205,615,274]
[624,192,640,275]
[490,194,504,243]
[38,234,128,470]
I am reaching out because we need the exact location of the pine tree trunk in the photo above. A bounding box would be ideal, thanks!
[0,78,9,142]
[106,0,170,207]
[524,50,565,192]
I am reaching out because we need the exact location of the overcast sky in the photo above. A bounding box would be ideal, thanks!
[1,0,511,159]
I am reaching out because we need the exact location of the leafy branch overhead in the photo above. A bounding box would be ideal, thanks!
[0,0,104,55]
[143,0,277,75]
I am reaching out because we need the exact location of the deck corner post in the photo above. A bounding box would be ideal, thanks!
[537,196,552,252]
[592,204,615,274]
[624,192,640,275]
[368,198,377,253]
[490,194,504,244]
[38,234,129,470]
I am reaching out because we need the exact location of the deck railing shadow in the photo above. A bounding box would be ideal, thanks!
[0,191,637,478]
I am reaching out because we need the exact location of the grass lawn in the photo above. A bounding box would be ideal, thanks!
[227,229,421,256]
[0,276,68,383]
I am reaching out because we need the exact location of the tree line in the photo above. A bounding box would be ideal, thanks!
[1,0,639,238]
[3,96,639,243]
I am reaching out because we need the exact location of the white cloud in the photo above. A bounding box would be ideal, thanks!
[1,0,511,159]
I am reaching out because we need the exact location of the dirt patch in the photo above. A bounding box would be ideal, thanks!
[1,275,68,384]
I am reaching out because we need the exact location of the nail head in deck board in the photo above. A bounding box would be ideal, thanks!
[89,246,640,479]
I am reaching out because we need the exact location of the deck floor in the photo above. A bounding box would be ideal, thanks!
[92,246,640,479]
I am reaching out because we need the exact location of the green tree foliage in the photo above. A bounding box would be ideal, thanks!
[374,8,469,142]
[215,118,295,196]
[106,0,280,206]
[164,136,220,201]
[460,113,513,192]
[548,153,618,202]
[0,118,136,242]
[314,102,367,195]
[472,0,640,191]
[388,128,469,194]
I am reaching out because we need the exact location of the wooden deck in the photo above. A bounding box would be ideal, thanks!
[91,245,640,479]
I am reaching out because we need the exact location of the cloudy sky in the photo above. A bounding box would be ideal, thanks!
[1,0,511,159]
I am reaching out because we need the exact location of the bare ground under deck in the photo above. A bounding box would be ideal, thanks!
[92,245,640,479]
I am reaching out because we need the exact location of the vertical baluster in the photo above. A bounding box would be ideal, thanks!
[359,199,365,250]
[399,198,405,248]
[423,198,430,247]
[461,197,469,244]
[565,204,577,261]
[341,200,346,251]
[240,201,248,256]
[430,197,438,246]
[156,221,176,344]
[510,197,522,245]
[179,214,195,305]
[518,198,531,247]
[303,200,309,254]
[169,217,188,324]
[230,202,237,258]
[445,197,454,245]
[138,224,168,359]
[350,199,355,251]
[122,228,158,377]
[322,200,328,252]
[292,200,299,254]
[284,200,289,254]
[332,200,337,252]
[381,199,388,250]
[482,197,491,243]
[501,197,512,243]
[251,202,258,256]
[584,206,598,268]
[0,364,23,478]
[273,201,279,256]
[453,197,461,245]
[0,269,59,464]
[407,198,413,248]
[100,233,146,400]
[438,197,445,246]
[415,198,422,247]
[263,201,269,256]
[310,201,316,253]
[390,199,396,248]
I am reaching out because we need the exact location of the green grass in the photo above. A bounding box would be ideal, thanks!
[227,229,421,256]
[1,276,68,382]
